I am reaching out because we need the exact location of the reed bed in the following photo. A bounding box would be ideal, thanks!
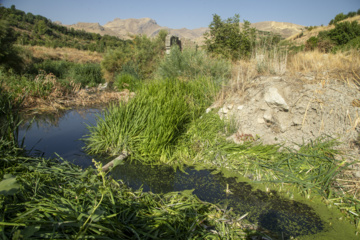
[175,112,360,231]
[0,94,260,239]
[85,77,219,163]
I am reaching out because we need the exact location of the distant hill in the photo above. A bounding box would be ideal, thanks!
[63,18,304,45]
[249,21,304,38]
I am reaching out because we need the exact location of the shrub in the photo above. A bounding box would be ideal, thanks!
[32,60,104,87]
[114,73,140,92]
[101,32,166,82]
[155,46,231,83]
[204,14,256,60]
[66,63,103,87]
[305,36,318,51]
[0,20,23,72]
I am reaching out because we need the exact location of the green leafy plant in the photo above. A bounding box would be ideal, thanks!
[204,14,256,60]
[156,46,231,82]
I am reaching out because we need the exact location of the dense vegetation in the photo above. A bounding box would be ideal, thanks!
[204,14,256,61]
[1,5,360,239]
[0,5,127,52]
[329,9,360,25]
[305,20,360,52]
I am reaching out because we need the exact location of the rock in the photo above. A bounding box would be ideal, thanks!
[355,171,360,178]
[263,110,273,123]
[264,87,289,111]
[227,104,234,110]
[98,82,108,90]
[257,117,265,124]
[237,105,244,110]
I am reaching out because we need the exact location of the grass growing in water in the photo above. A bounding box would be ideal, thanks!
[85,77,219,163]
[0,90,259,239]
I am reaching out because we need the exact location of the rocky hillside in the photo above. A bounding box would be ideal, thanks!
[62,17,304,43]
[250,21,304,38]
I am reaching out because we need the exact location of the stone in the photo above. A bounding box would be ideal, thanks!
[264,87,289,111]
[257,117,265,124]
[263,110,273,122]
[227,104,234,110]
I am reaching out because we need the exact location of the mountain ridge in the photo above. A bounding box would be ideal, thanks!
[61,17,304,44]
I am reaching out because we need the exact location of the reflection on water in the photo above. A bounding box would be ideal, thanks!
[112,162,323,239]
[19,108,102,168]
[19,108,325,239]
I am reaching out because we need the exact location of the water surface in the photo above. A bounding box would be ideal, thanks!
[19,107,356,239]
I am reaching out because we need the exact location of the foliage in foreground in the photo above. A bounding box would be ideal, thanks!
[85,77,220,163]
[0,96,254,239]
[0,157,249,239]
[175,112,360,230]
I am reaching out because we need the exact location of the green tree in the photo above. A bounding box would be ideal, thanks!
[204,14,254,61]
[34,19,47,35]
[0,20,22,71]
[327,21,360,45]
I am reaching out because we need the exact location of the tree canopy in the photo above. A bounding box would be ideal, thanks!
[204,14,255,61]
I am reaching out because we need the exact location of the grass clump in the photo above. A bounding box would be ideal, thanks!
[85,77,219,163]
[0,156,249,239]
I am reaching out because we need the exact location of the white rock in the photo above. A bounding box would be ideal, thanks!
[263,110,273,122]
[257,118,265,124]
[264,87,289,111]
[237,105,244,110]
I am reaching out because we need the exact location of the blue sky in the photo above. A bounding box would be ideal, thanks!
[1,0,359,29]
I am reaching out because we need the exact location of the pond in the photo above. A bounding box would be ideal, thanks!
[18,107,357,239]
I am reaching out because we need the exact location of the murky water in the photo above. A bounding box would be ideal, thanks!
[18,107,354,239]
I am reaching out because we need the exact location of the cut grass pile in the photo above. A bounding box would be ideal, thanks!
[0,156,252,239]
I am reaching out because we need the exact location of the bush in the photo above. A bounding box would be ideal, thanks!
[101,31,167,82]
[204,14,256,60]
[305,36,318,51]
[66,63,103,87]
[155,46,231,83]
[306,21,360,52]
[0,20,23,72]
[31,60,104,87]
[114,73,140,92]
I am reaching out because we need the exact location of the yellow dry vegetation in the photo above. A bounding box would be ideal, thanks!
[287,49,360,82]
[23,45,104,63]
[224,48,360,101]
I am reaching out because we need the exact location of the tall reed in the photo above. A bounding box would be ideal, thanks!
[85,77,219,163]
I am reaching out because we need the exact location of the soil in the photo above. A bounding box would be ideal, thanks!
[208,74,360,178]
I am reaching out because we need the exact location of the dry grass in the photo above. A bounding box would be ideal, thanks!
[287,49,360,84]
[218,48,360,105]
[23,45,104,63]
[22,89,134,113]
